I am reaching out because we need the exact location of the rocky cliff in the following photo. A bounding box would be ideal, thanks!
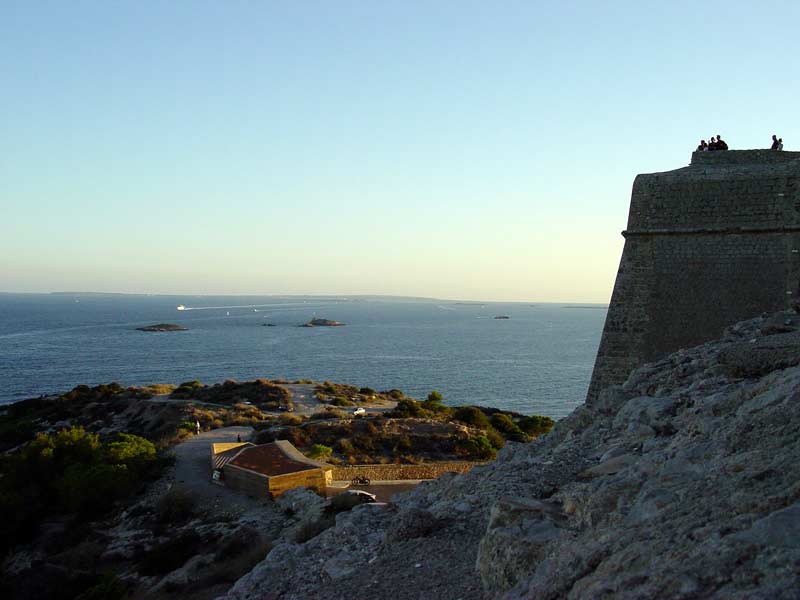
[224,311,800,599]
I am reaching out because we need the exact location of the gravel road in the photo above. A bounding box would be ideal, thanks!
[167,425,264,515]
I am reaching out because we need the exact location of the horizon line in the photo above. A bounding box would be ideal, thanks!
[0,290,610,306]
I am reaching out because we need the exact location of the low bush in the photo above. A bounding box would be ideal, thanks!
[456,435,496,460]
[490,413,530,442]
[518,415,555,437]
[336,438,355,454]
[311,409,346,420]
[278,413,304,426]
[485,427,506,449]
[139,383,177,396]
[453,406,490,429]
[308,444,333,459]
[389,398,423,418]
[331,396,353,407]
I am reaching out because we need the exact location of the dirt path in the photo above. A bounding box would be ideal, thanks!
[167,425,264,515]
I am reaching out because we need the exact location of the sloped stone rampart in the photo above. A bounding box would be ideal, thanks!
[588,149,800,400]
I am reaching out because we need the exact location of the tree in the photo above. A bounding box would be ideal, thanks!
[105,433,156,474]
[426,390,443,404]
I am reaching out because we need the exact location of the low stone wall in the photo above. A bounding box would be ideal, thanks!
[332,461,477,482]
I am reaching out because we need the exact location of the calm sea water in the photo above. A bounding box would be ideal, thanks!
[0,294,606,419]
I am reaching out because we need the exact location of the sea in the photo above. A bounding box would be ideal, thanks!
[0,294,607,419]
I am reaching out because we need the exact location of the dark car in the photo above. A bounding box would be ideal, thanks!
[327,490,377,513]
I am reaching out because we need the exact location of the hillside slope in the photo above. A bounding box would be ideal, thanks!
[225,311,800,599]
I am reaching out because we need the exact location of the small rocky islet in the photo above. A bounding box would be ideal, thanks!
[299,318,346,328]
[135,323,189,332]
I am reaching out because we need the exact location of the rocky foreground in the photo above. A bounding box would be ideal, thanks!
[224,312,800,599]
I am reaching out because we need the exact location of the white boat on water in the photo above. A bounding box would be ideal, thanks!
[177,305,186,311]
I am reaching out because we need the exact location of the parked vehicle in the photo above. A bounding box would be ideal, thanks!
[353,407,366,416]
[327,489,377,513]
[351,474,371,486]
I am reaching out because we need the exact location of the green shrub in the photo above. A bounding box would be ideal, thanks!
[517,415,555,437]
[389,398,422,418]
[426,390,443,403]
[456,435,496,460]
[485,427,506,449]
[359,387,376,395]
[453,406,490,429]
[105,432,157,473]
[387,389,404,399]
[490,413,530,442]
[0,427,166,553]
[308,444,333,459]
[331,396,353,407]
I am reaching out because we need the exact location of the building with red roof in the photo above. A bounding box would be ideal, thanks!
[210,440,333,498]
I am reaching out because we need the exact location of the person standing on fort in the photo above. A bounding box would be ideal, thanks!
[778,138,784,150]
[715,135,728,150]
[707,136,718,151]
[697,139,708,152]
[771,135,781,150]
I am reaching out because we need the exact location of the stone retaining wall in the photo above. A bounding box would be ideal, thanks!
[332,461,477,481]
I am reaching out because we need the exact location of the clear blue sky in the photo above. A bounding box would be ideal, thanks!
[2,1,798,301]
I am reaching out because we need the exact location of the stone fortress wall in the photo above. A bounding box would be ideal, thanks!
[588,149,800,400]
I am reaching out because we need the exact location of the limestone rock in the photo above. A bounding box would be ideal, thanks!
[220,311,800,600]
[384,508,443,543]
[475,497,566,592]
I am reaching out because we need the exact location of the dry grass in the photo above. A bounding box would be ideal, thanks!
[140,383,177,395]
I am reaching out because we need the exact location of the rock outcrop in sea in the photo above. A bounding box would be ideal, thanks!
[223,311,800,599]
[136,323,189,332]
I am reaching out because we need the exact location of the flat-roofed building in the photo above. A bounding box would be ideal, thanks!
[211,440,332,498]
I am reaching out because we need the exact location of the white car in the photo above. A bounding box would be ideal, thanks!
[353,407,366,416]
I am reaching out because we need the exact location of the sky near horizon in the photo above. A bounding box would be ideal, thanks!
[2,2,799,302]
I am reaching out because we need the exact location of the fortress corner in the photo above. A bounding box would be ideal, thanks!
[588,149,800,400]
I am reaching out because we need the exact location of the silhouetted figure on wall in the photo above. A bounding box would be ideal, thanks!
[708,136,718,151]
[771,135,780,150]
[715,135,728,151]
[777,138,784,150]
[697,139,708,152]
